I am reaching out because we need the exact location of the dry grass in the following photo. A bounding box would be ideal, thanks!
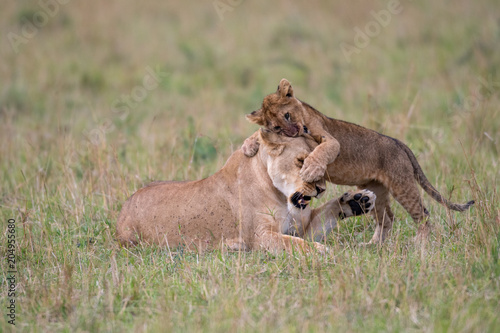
[1,0,499,331]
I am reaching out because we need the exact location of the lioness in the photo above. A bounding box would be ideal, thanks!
[116,130,375,253]
[242,79,474,244]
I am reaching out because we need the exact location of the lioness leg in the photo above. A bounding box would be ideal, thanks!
[225,238,250,251]
[390,181,430,241]
[257,228,327,254]
[361,182,394,245]
[304,189,376,242]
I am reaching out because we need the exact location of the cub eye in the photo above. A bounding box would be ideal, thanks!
[284,113,290,121]
[273,126,281,132]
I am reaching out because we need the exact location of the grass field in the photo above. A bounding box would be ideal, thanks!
[1,0,499,331]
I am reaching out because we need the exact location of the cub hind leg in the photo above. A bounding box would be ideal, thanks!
[360,182,394,245]
[389,180,430,241]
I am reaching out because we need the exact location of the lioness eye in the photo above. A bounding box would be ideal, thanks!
[284,113,290,121]
[295,158,304,167]
[273,126,281,131]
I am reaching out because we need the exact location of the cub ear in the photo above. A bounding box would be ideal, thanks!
[246,109,265,126]
[277,78,294,99]
[259,129,285,156]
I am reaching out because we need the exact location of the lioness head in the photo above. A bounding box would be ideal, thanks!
[246,79,307,137]
[258,129,325,209]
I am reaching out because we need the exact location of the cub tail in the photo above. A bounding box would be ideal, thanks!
[397,140,474,211]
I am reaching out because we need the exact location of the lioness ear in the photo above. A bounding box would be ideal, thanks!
[246,109,265,126]
[277,78,294,99]
[259,129,285,156]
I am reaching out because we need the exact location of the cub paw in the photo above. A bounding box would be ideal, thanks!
[299,157,326,182]
[242,137,260,157]
[339,189,376,217]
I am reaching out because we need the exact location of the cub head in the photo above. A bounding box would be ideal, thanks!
[258,129,325,209]
[246,79,307,137]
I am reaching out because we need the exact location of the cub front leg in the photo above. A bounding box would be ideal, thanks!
[304,189,376,242]
[242,131,260,157]
[300,132,340,182]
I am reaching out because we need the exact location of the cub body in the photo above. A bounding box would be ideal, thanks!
[244,79,474,243]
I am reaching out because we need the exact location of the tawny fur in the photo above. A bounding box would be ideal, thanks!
[243,79,474,244]
[116,130,375,253]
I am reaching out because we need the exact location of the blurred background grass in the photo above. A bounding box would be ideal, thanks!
[0,0,499,331]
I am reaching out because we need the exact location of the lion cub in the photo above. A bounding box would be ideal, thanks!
[243,79,474,244]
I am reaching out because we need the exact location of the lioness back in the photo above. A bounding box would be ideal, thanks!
[116,179,237,248]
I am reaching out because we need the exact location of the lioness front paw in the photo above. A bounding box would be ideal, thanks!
[242,137,260,157]
[300,157,326,182]
[339,189,376,217]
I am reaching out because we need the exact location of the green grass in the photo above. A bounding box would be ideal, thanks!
[1,0,499,331]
